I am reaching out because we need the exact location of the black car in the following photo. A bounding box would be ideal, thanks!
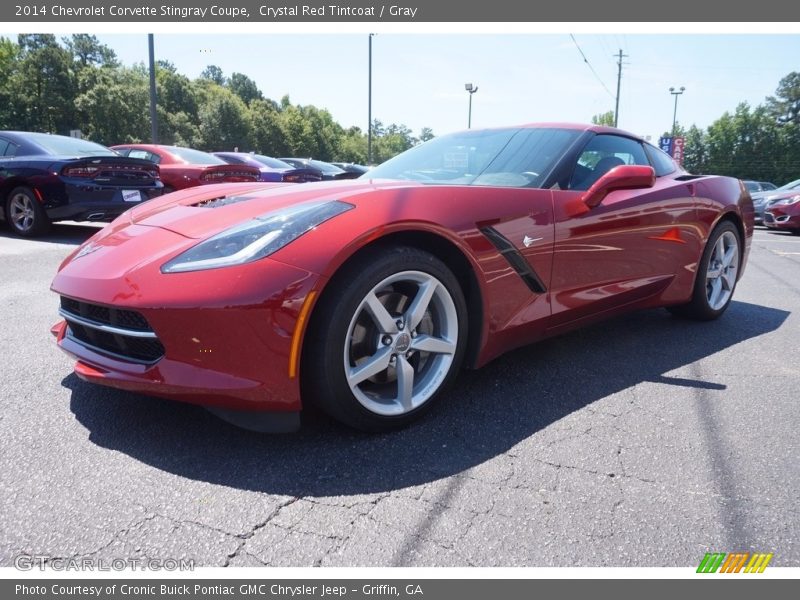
[0,131,163,236]
[278,158,356,180]
[331,162,371,176]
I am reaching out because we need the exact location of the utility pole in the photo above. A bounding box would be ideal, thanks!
[613,49,628,128]
[367,33,375,165]
[148,34,159,143]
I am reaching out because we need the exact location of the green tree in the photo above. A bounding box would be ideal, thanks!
[11,34,77,133]
[228,72,262,105]
[247,98,286,156]
[74,66,150,145]
[197,85,250,150]
[200,64,225,86]
[64,34,118,68]
[418,127,435,143]
[0,37,20,128]
[682,125,707,175]
[766,71,800,126]
[591,110,615,126]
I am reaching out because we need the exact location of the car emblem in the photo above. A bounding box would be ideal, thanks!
[523,235,541,248]
[74,242,101,260]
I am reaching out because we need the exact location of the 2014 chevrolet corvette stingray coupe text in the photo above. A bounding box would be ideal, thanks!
[51,124,753,432]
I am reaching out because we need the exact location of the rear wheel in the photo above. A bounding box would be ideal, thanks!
[303,247,467,431]
[6,186,50,237]
[668,221,741,320]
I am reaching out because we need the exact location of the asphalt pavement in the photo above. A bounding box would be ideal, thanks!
[0,222,798,567]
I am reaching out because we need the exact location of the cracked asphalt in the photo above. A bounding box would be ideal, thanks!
[1,223,798,568]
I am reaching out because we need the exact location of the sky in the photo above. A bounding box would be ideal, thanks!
[4,30,800,143]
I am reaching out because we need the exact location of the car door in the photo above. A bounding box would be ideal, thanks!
[548,134,700,329]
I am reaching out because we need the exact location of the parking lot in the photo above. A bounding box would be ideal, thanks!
[0,223,798,568]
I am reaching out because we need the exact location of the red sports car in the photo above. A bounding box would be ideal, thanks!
[764,194,800,234]
[111,144,261,192]
[52,124,753,433]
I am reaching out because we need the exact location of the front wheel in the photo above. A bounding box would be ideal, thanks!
[303,247,467,431]
[668,221,741,320]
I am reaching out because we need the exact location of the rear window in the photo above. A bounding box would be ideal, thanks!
[252,155,293,169]
[166,146,227,165]
[26,133,115,157]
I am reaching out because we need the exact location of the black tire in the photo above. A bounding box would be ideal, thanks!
[302,246,468,432]
[5,186,50,237]
[668,220,741,320]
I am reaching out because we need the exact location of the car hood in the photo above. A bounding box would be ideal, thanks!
[753,190,799,202]
[123,179,416,239]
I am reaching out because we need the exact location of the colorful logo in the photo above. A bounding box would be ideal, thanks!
[697,552,773,573]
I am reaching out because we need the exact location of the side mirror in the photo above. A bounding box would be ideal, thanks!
[582,165,656,208]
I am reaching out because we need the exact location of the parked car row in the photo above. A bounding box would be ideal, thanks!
[751,178,800,233]
[0,130,367,236]
[760,178,800,234]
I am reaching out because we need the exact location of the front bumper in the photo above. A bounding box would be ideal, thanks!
[764,209,800,231]
[51,226,322,413]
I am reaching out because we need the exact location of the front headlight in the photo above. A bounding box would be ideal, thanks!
[161,200,353,273]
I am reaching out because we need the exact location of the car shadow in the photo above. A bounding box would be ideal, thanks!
[65,300,788,496]
[0,222,103,246]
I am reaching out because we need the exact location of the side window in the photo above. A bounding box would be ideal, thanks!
[0,139,9,156]
[569,134,649,191]
[644,143,678,177]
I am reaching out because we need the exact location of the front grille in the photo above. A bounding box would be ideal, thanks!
[60,297,164,363]
[60,297,150,331]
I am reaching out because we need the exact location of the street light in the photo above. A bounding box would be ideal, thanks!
[669,86,685,135]
[367,33,376,165]
[465,83,478,129]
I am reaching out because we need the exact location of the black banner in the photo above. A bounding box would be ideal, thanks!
[3,0,800,22]
[5,579,798,600]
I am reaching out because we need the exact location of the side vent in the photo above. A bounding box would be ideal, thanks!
[479,226,547,294]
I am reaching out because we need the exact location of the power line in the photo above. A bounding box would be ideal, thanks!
[569,34,616,101]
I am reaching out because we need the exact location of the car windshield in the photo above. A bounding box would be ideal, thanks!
[168,146,227,165]
[744,181,760,192]
[365,127,582,188]
[776,178,800,191]
[27,133,115,156]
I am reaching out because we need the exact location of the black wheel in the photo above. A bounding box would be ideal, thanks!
[303,246,468,432]
[668,221,741,320]
[791,228,800,236]
[6,186,50,236]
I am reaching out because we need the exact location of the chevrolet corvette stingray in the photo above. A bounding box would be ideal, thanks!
[51,124,753,432]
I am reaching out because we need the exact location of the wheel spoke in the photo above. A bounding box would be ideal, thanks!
[411,334,455,355]
[395,355,415,412]
[405,278,437,330]
[706,266,722,280]
[721,270,736,291]
[708,277,723,307]
[714,237,725,263]
[722,245,737,268]
[365,293,398,334]
[347,345,393,387]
